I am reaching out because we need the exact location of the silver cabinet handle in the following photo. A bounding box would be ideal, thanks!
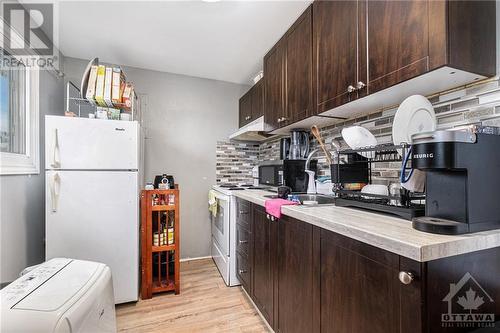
[245,116,251,120]
[266,214,271,220]
[356,81,366,90]
[277,118,282,123]
[398,271,414,285]
[347,85,356,93]
[239,240,248,244]
[239,269,247,274]
[239,210,248,215]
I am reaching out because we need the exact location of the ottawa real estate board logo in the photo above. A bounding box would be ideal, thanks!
[1,1,58,70]
[441,272,495,329]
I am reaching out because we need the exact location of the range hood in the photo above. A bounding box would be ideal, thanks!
[229,116,273,142]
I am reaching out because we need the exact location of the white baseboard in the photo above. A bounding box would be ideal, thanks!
[179,256,212,263]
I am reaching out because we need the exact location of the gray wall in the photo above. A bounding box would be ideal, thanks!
[63,57,248,259]
[1,69,65,284]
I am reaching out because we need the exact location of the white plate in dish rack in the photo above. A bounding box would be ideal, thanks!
[392,95,437,154]
[341,126,378,158]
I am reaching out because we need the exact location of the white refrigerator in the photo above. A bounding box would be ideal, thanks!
[45,115,142,304]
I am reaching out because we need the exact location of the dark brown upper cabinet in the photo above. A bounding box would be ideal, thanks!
[264,40,286,132]
[238,80,264,128]
[238,90,252,128]
[284,5,314,122]
[366,0,430,94]
[313,1,363,114]
[312,0,496,116]
[264,5,314,131]
[251,80,264,120]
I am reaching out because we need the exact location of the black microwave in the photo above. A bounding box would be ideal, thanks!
[258,161,283,187]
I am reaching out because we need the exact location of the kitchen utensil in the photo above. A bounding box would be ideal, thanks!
[80,57,98,99]
[311,125,332,164]
[388,183,404,206]
[341,126,378,158]
[392,95,436,155]
[303,200,319,206]
[289,129,310,159]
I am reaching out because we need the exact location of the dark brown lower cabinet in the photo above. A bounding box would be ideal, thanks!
[319,229,422,333]
[276,215,320,333]
[236,198,253,295]
[239,199,500,333]
[251,204,277,326]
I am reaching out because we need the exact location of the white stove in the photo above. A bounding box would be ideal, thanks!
[210,183,269,286]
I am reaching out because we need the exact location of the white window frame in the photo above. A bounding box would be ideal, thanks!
[0,22,40,175]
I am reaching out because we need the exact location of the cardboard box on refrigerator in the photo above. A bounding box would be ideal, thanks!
[111,67,126,106]
[103,67,114,107]
[94,65,107,107]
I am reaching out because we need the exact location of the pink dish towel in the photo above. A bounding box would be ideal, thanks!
[265,199,298,219]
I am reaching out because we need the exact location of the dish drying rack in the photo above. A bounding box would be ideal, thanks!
[65,81,141,122]
[331,143,425,220]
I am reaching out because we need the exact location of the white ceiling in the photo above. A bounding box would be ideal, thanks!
[58,1,311,85]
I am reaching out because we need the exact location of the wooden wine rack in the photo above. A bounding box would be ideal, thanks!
[140,186,180,298]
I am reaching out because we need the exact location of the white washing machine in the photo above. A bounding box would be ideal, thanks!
[1,258,116,333]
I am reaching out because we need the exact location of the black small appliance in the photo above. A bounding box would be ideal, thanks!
[154,174,175,189]
[283,159,317,193]
[258,162,283,187]
[411,126,500,234]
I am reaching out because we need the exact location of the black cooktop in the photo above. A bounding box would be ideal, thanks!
[218,184,267,190]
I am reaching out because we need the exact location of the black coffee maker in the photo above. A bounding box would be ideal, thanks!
[411,126,500,235]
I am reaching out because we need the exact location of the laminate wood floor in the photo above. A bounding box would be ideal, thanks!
[116,258,269,333]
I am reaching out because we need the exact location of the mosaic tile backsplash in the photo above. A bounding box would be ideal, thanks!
[216,141,259,184]
[216,77,500,185]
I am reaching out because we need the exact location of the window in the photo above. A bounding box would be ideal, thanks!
[0,50,39,175]
[1,55,27,154]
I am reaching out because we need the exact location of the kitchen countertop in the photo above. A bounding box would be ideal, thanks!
[232,189,500,262]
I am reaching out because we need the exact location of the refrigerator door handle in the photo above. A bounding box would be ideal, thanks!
[50,173,61,212]
[51,128,61,168]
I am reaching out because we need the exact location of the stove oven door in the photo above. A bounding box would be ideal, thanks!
[211,191,230,256]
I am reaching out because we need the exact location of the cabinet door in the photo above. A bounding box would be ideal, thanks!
[251,80,264,120]
[236,252,251,294]
[264,42,284,131]
[239,91,252,128]
[313,0,359,114]
[285,5,313,122]
[252,205,276,326]
[320,229,404,333]
[276,216,319,333]
[366,0,429,94]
